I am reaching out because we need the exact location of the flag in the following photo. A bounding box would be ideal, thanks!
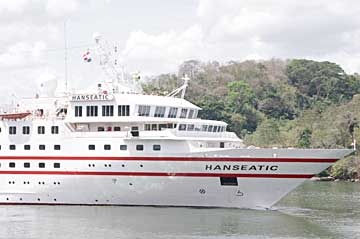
[83,51,92,62]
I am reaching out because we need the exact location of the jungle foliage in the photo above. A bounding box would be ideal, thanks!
[142,59,360,179]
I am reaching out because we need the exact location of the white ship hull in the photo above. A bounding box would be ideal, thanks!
[0,148,352,209]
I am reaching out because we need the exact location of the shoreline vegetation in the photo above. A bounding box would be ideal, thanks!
[142,59,360,181]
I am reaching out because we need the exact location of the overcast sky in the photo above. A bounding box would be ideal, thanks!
[0,0,359,103]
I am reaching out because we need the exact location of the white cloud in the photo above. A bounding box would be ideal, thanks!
[120,0,360,74]
[46,0,78,17]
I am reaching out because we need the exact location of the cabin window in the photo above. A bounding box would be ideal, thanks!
[153,145,161,151]
[88,145,95,150]
[39,145,46,150]
[24,145,31,150]
[136,145,144,151]
[9,162,15,168]
[138,105,151,116]
[154,106,166,117]
[102,105,114,117]
[168,107,178,118]
[179,124,186,131]
[104,144,111,150]
[39,162,45,168]
[24,162,30,168]
[217,126,222,132]
[86,106,98,117]
[75,106,83,117]
[120,145,127,150]
[97,127,105,132]
[54,145,61,150]
[38,126,45,134]
[118,105,130,116]
[114,126,121,131]
[22,126,30,135]
[151,124,157,131]
[188,109,194,119]
[220,142,225,148]
[144,124,151,131]
[159,124,167,130]
[195,125,201,131]
[9,145,16,150]
[9,126,16,135]
[0,127,2,133]
[180,108,188,118]
[201,125,208,132]
[208,125,213,132]
[51,126,59,134]
[187,124,195,131]
[54,163,60,168]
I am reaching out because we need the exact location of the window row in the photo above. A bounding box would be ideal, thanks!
[0,145,61,150]
[88,144,161,151]
[8,126,59,135]
[178,124,226,132]
[144,123,177,131]
[7,162,60,168]
[138,105,197,119]
[75,105,130,118]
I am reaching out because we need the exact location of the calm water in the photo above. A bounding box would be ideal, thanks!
[0,181,359,239]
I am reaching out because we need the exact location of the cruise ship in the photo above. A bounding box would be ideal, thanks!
[0,36,354,209]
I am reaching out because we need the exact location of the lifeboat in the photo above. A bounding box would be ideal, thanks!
[0,112,31,120]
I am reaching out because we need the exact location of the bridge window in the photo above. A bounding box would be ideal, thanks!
[154,106,166,117]
[180,108,188,118]
[9,126,16,135]
[151,124,157,131]
[86,106,98,117]
[138,105,150,116]
[179,124,186,131]
[38,126,45,134]
[144,124,151,131]
[188,109,194,119]
[102,105,114,117]
[168,107,178,118]
[208,125,213,132]
[118,105,130,116]
[201,125,208,132]
[51,126,59,134]
[75,106,82,117]
[187,124,195,131]
[22,126,30,135]
[213,126,218,132]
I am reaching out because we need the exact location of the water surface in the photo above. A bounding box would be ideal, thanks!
[0,181,359,239]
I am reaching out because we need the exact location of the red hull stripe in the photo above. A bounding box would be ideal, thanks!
[0,170,313,178]
[0,156,338,163]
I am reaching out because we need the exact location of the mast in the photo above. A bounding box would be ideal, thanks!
[64,20,68,94]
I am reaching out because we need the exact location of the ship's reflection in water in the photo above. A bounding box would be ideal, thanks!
[0,181,359,239]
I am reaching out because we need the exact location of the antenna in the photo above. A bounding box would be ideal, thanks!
[166,74,191,99]
[64,20,68,94]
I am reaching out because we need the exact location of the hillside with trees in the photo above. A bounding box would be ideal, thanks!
[142,59,360,180]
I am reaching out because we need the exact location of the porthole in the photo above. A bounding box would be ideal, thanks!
[88,145,95,150]
[136,145,144,151]
[120,145,127,150]
[54,145,61,150]
[9,145,16,150]
[39,145,46,150]
[39,162,45,168]
[104,144,111,150]
[54,163,60,168]
[24,145,31,150]
[24,162,30,168]
[9,162,15,168]
[153,145,161,151]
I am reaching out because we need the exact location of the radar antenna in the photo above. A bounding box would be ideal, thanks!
[92,33,141,94]
[166,75,190,99]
